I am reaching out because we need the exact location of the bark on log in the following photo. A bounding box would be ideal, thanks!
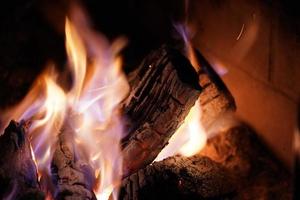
[121,45,236,176]
[51,122,97,200]
[121,46,202,175]
[0,120,44,200]
[119,155,236,200]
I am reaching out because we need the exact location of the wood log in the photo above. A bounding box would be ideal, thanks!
[119,155,236,200]
[50,45,236,198]
[121,45,236,176]
[120,125,292,200]
[0,120,44,200]
[51,122,97,200]
[195,50,236,130]
[121,45,202,175]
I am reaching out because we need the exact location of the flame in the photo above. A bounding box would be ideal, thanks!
[156,24,207,161]
[0,67,67,177]
[174,24,200,72]
[30,143,42,182]
[0,5,129,200]
[29,72,67,173]
[65,18,86,104]
[155,100,207,161]
[64,7,129,199]
[178,101,206,156]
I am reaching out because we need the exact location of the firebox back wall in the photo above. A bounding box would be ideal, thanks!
[189,0,299,169]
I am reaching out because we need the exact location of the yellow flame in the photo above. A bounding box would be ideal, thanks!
[30,143,42,182]
[65,18,87,105]
[63,8,129,200]
[155,100,207,161]
[0,6,129,199]
[178,101,206,156]
[155,24,207,161]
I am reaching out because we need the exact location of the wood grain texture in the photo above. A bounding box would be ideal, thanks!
[121,46,202,176]
[121,45,236,176]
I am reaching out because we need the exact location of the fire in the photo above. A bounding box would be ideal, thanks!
[0,4,208,199]
[177,101,206,156]
[155,24,207,161]
[174,24,200,72]
[64,8,129,199]
[0,5,129,200]
[155,100,207,161]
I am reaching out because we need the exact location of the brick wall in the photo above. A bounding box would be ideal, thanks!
[189,0,299,169]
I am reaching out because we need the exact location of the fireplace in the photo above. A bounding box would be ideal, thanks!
[0,0,298,199]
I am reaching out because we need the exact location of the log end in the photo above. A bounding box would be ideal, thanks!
[0,120,43,200]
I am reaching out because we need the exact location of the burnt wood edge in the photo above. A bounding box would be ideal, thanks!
[51,125,97,200]
[121,45,202,175]
[0,120,44,200]
[195,48,236,113]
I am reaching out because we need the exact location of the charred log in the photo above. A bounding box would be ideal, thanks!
[119,155,236,200]
[195,50,236,130]
[121,46,202,175]
[0,120,44,200]
[51,124,97,200]
[121,45,236,176]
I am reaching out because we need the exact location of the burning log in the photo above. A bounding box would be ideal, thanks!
[121,45,236,175]
[50,43,236,198]
[0,120,44,200]
[119,155,236,200]
[121,46,202,175]
[195,50,236,130]
[51,123,97,200]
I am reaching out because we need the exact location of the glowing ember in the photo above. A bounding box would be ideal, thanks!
[0,5,129,200]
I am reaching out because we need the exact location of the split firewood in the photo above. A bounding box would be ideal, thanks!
[119,155,236,200]
[51,121,97,200]
[195,50,236,130]
[121,45,236,176]
[121,46,202,175]
[0,120,44,200]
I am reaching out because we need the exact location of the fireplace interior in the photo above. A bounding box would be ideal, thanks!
[0,0,298,199]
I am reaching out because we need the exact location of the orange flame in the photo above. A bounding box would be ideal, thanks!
[64,7,129,198]
[0,5,129,200]
[174,24,200,72]
[156,24,207,161]
[155,100,207,161]
[0,67,67,176]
